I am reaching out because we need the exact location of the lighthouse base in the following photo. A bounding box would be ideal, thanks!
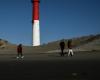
[33,20,40,46]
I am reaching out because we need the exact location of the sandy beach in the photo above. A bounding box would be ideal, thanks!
[0,51,99,80]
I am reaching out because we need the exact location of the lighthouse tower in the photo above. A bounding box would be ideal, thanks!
[32,0,40,46]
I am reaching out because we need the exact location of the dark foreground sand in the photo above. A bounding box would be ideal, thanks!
[0,51,100,80]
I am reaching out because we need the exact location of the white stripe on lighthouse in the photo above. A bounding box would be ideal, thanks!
[33,20,40,46]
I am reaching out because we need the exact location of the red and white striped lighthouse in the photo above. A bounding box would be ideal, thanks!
[32,0,40,46]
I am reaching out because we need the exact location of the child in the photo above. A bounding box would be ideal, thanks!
[17,44,24,58]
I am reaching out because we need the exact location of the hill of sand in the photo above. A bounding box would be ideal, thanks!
[0,34,100,54]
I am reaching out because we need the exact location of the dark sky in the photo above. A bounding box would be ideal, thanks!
[0,0,100,45]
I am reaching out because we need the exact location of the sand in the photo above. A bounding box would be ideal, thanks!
[0,51,100,80]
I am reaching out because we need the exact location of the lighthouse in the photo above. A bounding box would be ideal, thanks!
[32,0,40,46]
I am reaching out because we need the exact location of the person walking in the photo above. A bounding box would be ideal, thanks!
[59,39,65,56]
[16,44,24,59]
[67,39,74,56]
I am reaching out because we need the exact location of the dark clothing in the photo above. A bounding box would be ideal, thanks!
[67,40,72,49]
[59,41,65,56]
[17,46,22,53]
[60,42,65,49]
[17,44,23,56]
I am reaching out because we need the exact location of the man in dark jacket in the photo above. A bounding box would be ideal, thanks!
[59,40,65,56]
[17,44,24,58]
[67,39,74,56]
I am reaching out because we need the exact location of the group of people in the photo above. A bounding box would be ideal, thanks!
[16,39,74,59]
[59,39,74,56]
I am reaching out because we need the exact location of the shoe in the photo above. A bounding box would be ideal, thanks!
[16,56,19,59]
[21,56,24,58]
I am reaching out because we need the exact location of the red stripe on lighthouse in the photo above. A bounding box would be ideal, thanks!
[32,0,39,20]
